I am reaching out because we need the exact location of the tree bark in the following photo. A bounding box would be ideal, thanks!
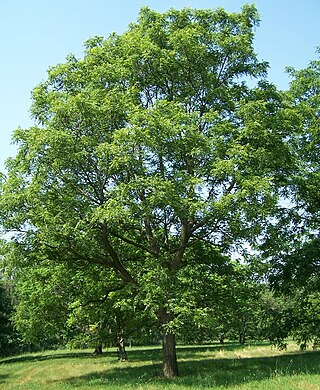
[157,308,179,378]
[162,331,179,378]
[93,344,103,355]
[117,336,128,361]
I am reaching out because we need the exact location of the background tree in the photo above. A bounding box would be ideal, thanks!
[176,261,266,345]
[8,249,155,356]
[0,6,292,377]
[0,279,17,355]
[0,252,18,356]
[262,53,320,349]
[217,264,264,345]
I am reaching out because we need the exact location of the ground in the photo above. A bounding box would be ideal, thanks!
[1,342,320,389]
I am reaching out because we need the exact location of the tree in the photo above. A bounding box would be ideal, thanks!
[262,53,320,348]
[0,251,18,356]
[176,262,267,345]
[8,248,155,356]
[270,54,320,253]
[216,264,264,345]
[0,279,17,355]
[0,6,291,377]
[12,264,71,349]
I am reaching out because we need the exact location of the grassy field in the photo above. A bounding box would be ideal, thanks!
[1,342,320,389]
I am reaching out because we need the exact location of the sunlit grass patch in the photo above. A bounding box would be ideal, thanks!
[1,342,320,389]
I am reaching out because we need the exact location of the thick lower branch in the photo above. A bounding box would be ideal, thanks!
[101,223,135,284]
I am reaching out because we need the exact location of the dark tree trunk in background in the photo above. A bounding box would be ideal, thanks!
[239,333,246,345]
[93,344,103,355]
[117,336,128,361]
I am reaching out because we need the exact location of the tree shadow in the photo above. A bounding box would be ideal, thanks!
[0,351,97,365]
[175,342,266,360]
[179,351,320,387]
[0,342,264,366]
[47,349,320,388]
[121,342,266,363]
[0,346,163,366]
[0,374,9,384]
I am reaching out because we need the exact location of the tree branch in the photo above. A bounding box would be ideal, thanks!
[101,222,135,284]
[110,231,158,256]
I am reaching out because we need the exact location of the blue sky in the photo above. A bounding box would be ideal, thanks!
[0,0,319,171]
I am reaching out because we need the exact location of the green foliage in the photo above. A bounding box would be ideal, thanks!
[285,58,320,222]
[0,278,18,355]
[262,54,320,350]
[0,5,293,374]
[9,257,156,350]
[175,262,268,345]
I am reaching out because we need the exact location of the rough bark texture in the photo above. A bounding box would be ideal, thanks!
[157,308,179,378]
[162,331,179,378]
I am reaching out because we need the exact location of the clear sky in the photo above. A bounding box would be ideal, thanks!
[0,0,319,172]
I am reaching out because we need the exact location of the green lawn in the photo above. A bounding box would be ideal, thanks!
[1,342,320,389]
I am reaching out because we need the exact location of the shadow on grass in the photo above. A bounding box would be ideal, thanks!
[0,346,164,366]
[48,349,320,388]
[2,344,320,388]
[174,342,267,361]
[0,374,9,384]
[0,350,96,365]
[0,342,246,366]
[113,342,267,363]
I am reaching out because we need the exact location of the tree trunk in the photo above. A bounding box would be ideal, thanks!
[162,331,179,378]
[117,336,128,361]
[239,333,246,345]
[93,344,103,355]
[157,308,179,378]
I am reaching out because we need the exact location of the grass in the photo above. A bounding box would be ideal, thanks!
[1,342,320,389]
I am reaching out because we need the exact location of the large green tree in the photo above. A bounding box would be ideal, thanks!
[0,6,291,377]
[265,54,320,348]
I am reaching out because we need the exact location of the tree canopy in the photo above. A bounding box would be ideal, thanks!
[0,5,296,377]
